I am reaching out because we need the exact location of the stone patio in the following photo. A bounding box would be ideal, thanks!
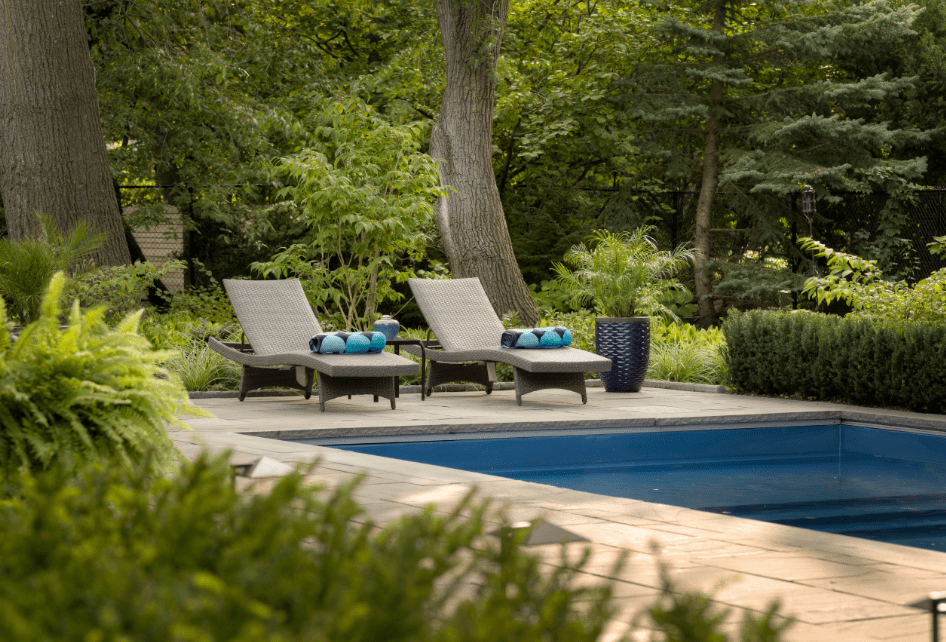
[172,383,946,642]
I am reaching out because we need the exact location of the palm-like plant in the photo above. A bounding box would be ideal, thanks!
[553,227,695,319]
[0,215,104,323]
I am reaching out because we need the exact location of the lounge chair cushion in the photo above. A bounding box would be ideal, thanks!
[309,331,387,354]
[501,327,573,349]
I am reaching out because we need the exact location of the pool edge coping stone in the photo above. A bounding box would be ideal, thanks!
[240,408,946,443]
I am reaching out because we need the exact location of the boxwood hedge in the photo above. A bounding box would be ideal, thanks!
[722,310,946,413]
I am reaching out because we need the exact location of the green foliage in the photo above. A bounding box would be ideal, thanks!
[640,563,792,642]
[553,227,695,319]
[541,310,597,355]
[647,342,727,386]
[0,215,104,324]
[67,259,187,321]
[143,315,243,391]
[722,310,946,412]
[711,262,807,309]
[799,238,946,324]
[155,263,238,325]
[162,342,242,392]
[0,273,201,475]
[648,321,728,385]
[162,283,238,325]
[929,235,946,257]
[529,279,580,314]
[252,98,446,331]
[0,454,619,642]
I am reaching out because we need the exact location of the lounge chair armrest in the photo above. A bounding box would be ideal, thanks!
[208,336,272,367]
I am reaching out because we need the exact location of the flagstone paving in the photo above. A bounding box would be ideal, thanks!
[173,384,946,642]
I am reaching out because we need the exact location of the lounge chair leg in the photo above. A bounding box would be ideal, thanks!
[516,393,522,406]
[485,383,493,394]
[390,398,396,410]
[319,401,325,412]
[582,392,587,404]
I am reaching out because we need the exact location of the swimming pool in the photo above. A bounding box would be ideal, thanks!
[296,424,946,551]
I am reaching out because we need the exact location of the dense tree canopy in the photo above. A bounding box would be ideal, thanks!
[1,0,942,324]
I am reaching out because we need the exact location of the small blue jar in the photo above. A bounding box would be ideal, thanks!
[373,315,400,340]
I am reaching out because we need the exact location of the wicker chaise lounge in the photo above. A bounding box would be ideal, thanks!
[208,279,418,411]
[407,277,611,405]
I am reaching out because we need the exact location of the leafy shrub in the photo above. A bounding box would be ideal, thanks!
[929,235,946,257]
[647,322,727,385]
[0,215,103,323]
[722,309,946,412]
[0,455,791,642]
[800,238,946,324]
[162,282,238,325]
[647,342,727,385]
[142,314,242,350]
[0,273,201,474]
[542,309,597,354]
[530,279,581,313]
[253,98,446,331]
[553,227,695,319]
[67,259,187,321]
[0,454,617,642]
[162,338,243,392]
[143,314,243,391]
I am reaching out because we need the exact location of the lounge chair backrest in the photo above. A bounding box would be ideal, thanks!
[223,279,322,355]
[408,278,506,351]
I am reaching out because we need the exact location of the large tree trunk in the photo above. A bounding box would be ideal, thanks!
[0,0,130,266]
[429,0,540,326]
[692,0,728,327]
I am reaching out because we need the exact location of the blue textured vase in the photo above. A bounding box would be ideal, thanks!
[595,317,650,392]
[373,315,400,340]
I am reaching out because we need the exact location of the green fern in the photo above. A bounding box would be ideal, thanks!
[0,273,207,475]
[0,215,104,324]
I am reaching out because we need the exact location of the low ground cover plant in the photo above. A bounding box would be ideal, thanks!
[144,315,243,391]
[648,322,728,385]
[0,273,199,474]
[723,309,946,413]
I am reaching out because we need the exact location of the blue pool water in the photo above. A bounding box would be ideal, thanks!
[309,425,946,551]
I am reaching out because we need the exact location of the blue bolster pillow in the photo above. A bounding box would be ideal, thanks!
[501,327,573,349]
[309,331,387,354]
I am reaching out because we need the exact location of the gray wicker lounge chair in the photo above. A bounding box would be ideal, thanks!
[208,279,418,411]
[406,277,611,405]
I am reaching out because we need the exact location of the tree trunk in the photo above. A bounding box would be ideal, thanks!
[0,0,130,266]
[692,0,728,327]
[429,0,540,326]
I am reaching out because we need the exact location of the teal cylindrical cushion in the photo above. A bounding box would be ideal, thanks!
[500,327,573,349]
[309,331,387,354]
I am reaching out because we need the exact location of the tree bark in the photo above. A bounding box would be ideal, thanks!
[0,0,130,266]
[430,0,540,326]
[692,0,727,327]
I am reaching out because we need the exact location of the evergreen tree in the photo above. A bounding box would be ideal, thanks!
[619,0,929,325]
